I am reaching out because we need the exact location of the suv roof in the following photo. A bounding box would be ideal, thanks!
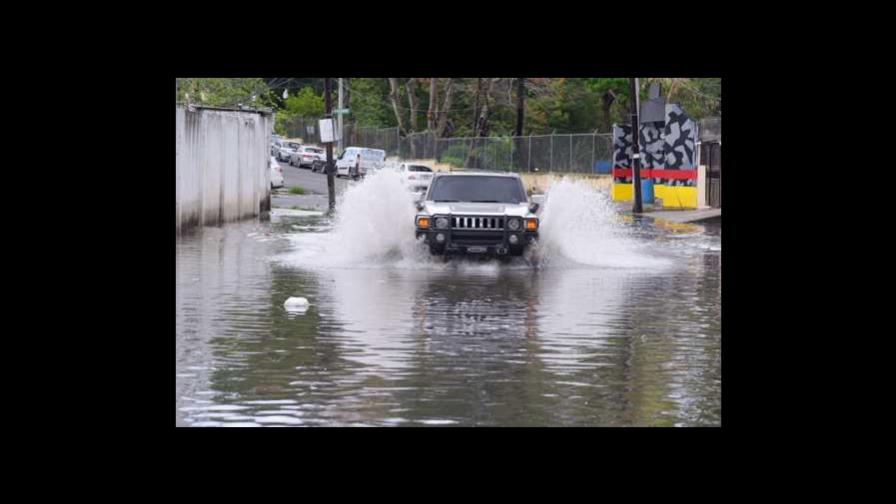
[433,171,521,179]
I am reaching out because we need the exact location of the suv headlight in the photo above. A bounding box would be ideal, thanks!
[435,217,449,229]
[507,218,521,231]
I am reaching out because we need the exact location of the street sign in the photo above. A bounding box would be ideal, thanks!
[319,118,341,143]
[334,108,350,114]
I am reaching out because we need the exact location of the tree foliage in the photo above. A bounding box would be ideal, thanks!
[176,78,274,108]
[283,87,324,117]
[178,77,721,138]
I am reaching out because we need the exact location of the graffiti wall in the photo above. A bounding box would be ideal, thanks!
[612,103,700,208]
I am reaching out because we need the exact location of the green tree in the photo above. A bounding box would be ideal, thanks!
[642,78,721,119]
[283,87,324,117]
[348,78,395,127]
[176,78,272,108]
[584,78,630,132]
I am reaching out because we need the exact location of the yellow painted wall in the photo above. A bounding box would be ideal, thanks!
[612,183,697,209]
[653,185,697,209]
[612,183,632,202]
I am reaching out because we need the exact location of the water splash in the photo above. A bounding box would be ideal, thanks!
[278,172,669,270]
[279,169,430,269]
[534,177,669,269]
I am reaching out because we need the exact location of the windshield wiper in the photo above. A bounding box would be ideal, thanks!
[434,199,460,202]
[470,200,501,203]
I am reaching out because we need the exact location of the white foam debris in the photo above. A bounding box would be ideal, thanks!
[284,297,310,311]
[271,208,325,217]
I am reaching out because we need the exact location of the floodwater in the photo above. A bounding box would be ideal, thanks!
[176,173,721,427]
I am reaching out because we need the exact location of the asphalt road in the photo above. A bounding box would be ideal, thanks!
[271,159,354,210]
[278,159,350,194]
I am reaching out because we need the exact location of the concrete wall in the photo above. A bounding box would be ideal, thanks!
[176,105,272,232]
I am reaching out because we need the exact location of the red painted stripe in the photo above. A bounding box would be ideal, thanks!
[613,167,697,180]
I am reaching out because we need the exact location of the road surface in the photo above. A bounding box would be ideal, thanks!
[271,160,352,210]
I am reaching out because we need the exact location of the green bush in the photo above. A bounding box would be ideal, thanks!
[438,138,516,170]
[439,144,469,168]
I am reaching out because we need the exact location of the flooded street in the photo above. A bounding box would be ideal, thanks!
[176,174,721,427]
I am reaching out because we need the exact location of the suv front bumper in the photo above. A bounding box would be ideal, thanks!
[416,227,538,256]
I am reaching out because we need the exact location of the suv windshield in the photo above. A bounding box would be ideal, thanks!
[306,148,323,154]
[429,176,526,204]
[408,165,432,172]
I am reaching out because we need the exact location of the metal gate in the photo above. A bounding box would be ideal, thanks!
[703,142,721,208]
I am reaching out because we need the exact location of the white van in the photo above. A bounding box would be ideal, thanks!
[335,147,386,179]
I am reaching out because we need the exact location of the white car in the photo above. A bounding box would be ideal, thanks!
[290,145,326,169]
[277,141,301,162]
[335,147,386,179]
[271,138,284,157]
[398,163,434,192]
[270,156,284,188]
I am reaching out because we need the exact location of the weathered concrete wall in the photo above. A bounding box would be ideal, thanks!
[176,106,272,232]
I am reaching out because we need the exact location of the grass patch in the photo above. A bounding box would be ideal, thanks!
[288,186,307,195]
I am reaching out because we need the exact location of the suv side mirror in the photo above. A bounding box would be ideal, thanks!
[529,202,540,213]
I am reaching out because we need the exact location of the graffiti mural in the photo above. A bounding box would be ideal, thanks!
[662,104,698,187]
[612,124,632,184]
[612,102,702,208]
[639,123,665,182]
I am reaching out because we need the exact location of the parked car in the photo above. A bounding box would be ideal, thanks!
[414,172,540,260]
[271,138,284,157]
[397,163,434,192]
[270,156,284,188]
[291,145,326,169]
[277,141,301,162]
[335,147,386,179]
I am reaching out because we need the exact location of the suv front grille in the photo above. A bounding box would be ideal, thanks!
[450,216,504,230]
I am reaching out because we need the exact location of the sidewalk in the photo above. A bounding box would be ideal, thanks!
[614,202,721,224]
[642,208,721,224]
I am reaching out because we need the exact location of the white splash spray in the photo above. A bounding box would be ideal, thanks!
[534,177,669,269]
[279,169,431,268]
[279,171,668,270]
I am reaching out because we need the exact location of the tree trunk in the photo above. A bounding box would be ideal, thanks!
[471,78,481,135]
[466,78,482,168]
[405,79,418,132]
[466,79,494,168]
[601,91,615,133]
[515,78,525,136]
[476,78,493,137]
[436,79,454,138]
[427,78,438,132]
[387,78,405,134]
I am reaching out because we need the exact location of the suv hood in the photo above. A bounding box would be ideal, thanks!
[423,201,532,217]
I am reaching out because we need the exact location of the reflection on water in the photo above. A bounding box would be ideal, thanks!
[176,217,721,427]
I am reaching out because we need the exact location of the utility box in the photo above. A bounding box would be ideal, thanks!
[640,82,666,124]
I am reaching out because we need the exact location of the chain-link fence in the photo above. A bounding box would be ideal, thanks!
[410,132,612,174]
[344,124,401,156]
[278,115,321,142]
[276,120,614,175]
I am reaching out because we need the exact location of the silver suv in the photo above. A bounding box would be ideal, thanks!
[414,172,540,259]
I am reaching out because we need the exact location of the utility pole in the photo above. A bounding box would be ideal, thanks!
[337,78,344,153]
[325,78,336,213]
[630,77,643,214]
